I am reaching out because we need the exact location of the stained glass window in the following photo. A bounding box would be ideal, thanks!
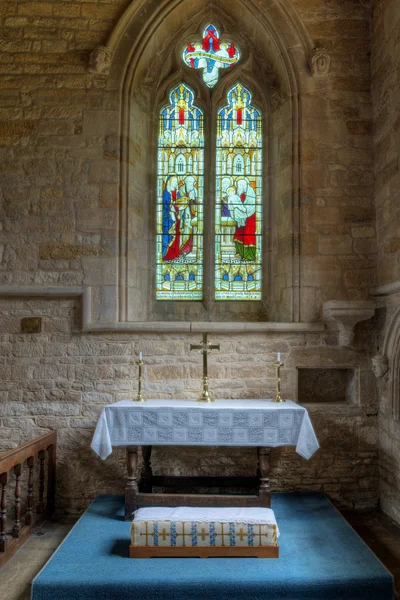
[183,24,240,89]
[215,83,262,300]
[156,83,204,300]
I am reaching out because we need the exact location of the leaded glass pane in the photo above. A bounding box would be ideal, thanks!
[156,83,204,300]
[215,83,262,300]
[182,24,240,89]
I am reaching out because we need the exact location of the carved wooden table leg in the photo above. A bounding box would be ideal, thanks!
[125,445,139,521]
[140,446,153,493]
[257,447,271,507]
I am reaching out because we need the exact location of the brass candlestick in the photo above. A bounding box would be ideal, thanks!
[272,361,285,403]
[133,359,145,402]
[190,333,220,402]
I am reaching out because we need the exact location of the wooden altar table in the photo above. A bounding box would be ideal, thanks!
[91,399,319,520]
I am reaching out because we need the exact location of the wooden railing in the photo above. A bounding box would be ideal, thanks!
[0,431,56,567]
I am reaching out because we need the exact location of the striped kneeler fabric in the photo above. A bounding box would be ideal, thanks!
[130,506,279,558]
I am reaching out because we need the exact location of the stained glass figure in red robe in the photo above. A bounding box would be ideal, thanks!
[215,83,262,300]
[157,83,204,300]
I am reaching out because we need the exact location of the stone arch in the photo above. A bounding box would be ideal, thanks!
[383,307,400,420]
[97,0,318,325]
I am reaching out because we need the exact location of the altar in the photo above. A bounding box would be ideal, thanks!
[91,399,319,520]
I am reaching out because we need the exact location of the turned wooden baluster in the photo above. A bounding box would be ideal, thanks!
[257,447,271,508]
[0,472,8,552]
[125,446,138,521]
[37,449,45,514]
[12,464,22,538]
[46,444,56,517]
[25,456,35,526]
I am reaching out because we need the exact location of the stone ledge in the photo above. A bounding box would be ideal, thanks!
[323,300,376,347]
[370,279,400,297]
[0,286,325,334]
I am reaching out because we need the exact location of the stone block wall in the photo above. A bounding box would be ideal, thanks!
[371,0,400,526]
[296,0,377,320]
[375,294,400,525]
[0,0,391,516]
[0,298,379,514]
[371,0,400,287]
[0,0,376,319]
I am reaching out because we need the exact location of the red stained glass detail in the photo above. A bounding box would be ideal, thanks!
[179,107,185,125]
[202,28,221,52]
[236,108,242,125]
[228,44,236,58]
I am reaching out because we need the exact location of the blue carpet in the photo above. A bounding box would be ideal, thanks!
[32,493,393,600]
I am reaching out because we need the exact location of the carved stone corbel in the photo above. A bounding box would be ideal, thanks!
[371,353,389,378]
[309,47,331,78]
[323,300,376,347]
[88,45,113,75]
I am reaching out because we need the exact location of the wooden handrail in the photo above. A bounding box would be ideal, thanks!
[0,430,57,567]
[0,431,56,475]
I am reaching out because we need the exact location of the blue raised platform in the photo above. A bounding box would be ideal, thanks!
[32,493,393,600]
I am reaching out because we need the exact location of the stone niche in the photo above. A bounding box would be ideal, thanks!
[284,347,375,409]
[298,368,357,405]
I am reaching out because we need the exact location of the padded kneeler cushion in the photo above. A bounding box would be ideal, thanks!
[130,506,279,558]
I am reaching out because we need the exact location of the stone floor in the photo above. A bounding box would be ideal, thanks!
[343,509,400,599]
[0,509,399,600]
[0,520,75,600]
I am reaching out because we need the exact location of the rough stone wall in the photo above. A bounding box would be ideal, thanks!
[295,0,377,320]
[371,0,400,526]
[0,0,130,293]
[371,0,400,287]
[0,0,382,514]
[0,298,379,513]
[0,0,376,316]
[375,295,400,525]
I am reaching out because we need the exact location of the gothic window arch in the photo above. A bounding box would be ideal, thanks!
[156,24,264,304]
[117,2,304,324]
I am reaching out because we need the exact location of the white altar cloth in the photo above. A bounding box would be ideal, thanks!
[91,399,319,460]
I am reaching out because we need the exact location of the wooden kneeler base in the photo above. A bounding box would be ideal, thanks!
[130,545,279,558]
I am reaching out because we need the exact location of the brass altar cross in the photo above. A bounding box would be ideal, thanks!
[190,332,220,402]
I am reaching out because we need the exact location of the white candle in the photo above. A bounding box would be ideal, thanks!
[277,352,281,362]
[139,351,142,360]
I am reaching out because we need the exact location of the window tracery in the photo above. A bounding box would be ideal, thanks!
[156,27,263,303]
[183,24,240,88]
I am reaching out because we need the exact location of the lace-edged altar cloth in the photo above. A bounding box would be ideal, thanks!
[91,399,320,460]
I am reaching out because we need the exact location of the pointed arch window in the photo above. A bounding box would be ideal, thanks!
[215,83,262,300]
[156,83,204,300]
[156,27,263,303]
